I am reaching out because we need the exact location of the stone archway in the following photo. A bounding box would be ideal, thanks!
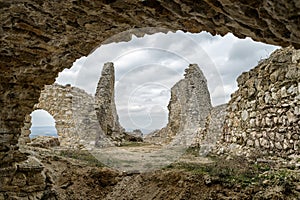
[19,109,57,145]
[20,83,112,148]
[19,84,76,147]
[34,84,77,146]
[1,1,300,198]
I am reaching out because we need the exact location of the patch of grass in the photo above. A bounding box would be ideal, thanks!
[184,146,201,157]
[259,169,297,193]
[164,156,277,188]
[163,162,204,174]
[59,149,105,167]
[120,141,150,147]
[253,163,271,172]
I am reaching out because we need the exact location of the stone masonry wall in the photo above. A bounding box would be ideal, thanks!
[224,47,300,156]
[20,84,113,148]
[145,64,212,146]
[19,115,31,145]
[95,62,125,144]
[197,104,228,156]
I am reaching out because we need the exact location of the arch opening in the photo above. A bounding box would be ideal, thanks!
[29,109,58,139]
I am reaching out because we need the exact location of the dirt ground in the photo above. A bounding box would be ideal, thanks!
[23,145,300,200]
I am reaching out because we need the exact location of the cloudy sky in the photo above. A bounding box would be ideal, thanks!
[32,30,279,133]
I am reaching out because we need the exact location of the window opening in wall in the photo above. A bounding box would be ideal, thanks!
[29,109,58,138]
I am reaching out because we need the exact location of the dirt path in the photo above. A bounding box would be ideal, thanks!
[89,144,212,172]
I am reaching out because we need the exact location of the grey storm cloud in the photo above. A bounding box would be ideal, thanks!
[51,31,279,133]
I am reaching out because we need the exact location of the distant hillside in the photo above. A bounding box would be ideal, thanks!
[30,126,58,138]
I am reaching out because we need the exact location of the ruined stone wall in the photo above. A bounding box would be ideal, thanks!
[19,115,31,145]
[95,62,125,144]
[36,84,76,146]
[145,64,212,146]
[224,47,300,156]
[20,84,112,148]
[197,104,228,156]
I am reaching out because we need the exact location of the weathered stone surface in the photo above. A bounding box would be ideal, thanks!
[125,129,143,142]
[145,64,212,146]
[17,156,44,172]
[197,104,228,156]
[28,136,60,149]
[0,156,47,198]
[19,115,31,145]
[95,62,125,144]
[223,47,300,156]
[20,83,113,148]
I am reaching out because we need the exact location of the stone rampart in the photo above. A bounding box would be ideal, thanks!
[223,47,300,156]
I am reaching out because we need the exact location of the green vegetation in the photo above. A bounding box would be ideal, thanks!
[164,155,298,189]
[259,169,297,194]
[59,149,105,167]
[184,146,201,157]
[120,141,150,147]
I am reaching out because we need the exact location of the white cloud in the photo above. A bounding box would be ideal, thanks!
[30,110,55,127]
[55,57,87,86]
